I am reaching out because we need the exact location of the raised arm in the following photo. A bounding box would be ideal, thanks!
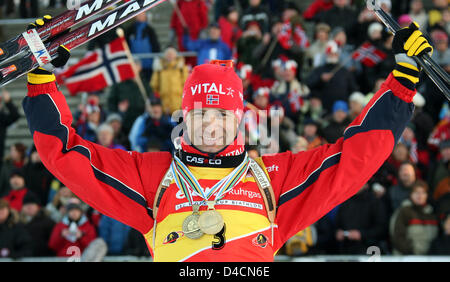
[264,22,433,245]
[22,45,153,234]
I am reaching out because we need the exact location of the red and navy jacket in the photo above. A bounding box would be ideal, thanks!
[23,73,415,261]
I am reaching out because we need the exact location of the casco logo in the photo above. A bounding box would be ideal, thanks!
[186,156,222,165]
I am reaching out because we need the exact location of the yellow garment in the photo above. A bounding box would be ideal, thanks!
[150,57,189,114]
[285,226,317,256]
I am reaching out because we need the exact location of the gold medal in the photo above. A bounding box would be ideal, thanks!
[182,205,204,239]
[198,201,224,235]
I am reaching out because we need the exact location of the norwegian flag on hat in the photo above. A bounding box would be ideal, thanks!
[57,36,135,96]
[351,42,387,67]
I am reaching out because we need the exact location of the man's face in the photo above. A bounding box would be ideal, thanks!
[410,186,427,206]
[398,164,416,187]
[254,95,268,109]
[22,203,39,218]
[68,209,82,222]
[441,147,450,161]
[151,104,163,120]
[186,108,239,153]
[333,110,347,123]
[97,129,114,147]
[209,27,221,41]
[10,175,25,190]
[334,0,348,8]
[303,124,317,138]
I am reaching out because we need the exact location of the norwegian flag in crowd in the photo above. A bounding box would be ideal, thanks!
[57,36,135,96]
[351,42,387,67]
[288,90,305,113]
[278,21,310,50]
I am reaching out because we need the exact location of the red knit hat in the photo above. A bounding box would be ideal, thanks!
[182,60,244,122]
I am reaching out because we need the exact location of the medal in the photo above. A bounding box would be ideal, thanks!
[198,201,224,235]
[171,153,251,238]
[182,204,204,239]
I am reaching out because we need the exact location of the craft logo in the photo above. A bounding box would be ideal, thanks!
[252,234,268,248]
[163,231,184,244]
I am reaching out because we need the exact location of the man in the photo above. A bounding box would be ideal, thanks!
[2,169,29,212]
[389,162,417,212]
[183,23,232,65]
[126,11,161,83]
[21,18,431,261]
[321,100,352,144]
[0,90,20,171]
[20,191,55,256]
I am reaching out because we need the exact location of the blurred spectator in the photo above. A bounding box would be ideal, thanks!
[240,0,270,35]
[0,90,20,171]
[321,100,352,143]
[107,70,150,136]
[335,184,388,254]
[290,136,308,154]
[390,180,438,255]
[300,119,325,150]
[123,228,151,257]
[398,14,413,28]
[389,162,417,213]
[270,60,310,123]
[411,93,435,158]
[348,91,366,120]
[126,12,161,83]
[45,187,75,223]
[399,123,419,165]
[20,191,55,256]
[19,0,37,18]
[277,5,310,66]
[428,117,450,153]
[428,213,450,255]
[0,199,32,259]
[430,30,450,73]
[170,0,209,53]
[48,198,97,257]
[391,0,410,19]
[75,97,103,143]
[316,0,357,37]
[330,27,357,71]
[302,0,334,21]
[237,21,265,69]
[0,0,14,17]
[2,169,29,212]
[408,0,428,30]
[213,0,235,20]
[306,40,358,113]
[305,23,331,68]
[96,123,127,151]
[218,6,242,51]
[47,0,67,9]
[128,98,175,153]
[298,96,326,134]
[429,139,450,196]
[98,215,130,256]
[427,0,449,31]
[105,113,130,150]
[183,23,232,65]
[23,146,54,206]
[150,47,189,114]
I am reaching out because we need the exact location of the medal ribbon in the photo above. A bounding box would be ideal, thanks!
[171,153,250,206]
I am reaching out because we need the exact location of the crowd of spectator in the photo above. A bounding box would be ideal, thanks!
[0,0,450,259]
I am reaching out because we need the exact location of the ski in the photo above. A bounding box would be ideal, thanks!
[0,0,167,88]
[0,0,122,64]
